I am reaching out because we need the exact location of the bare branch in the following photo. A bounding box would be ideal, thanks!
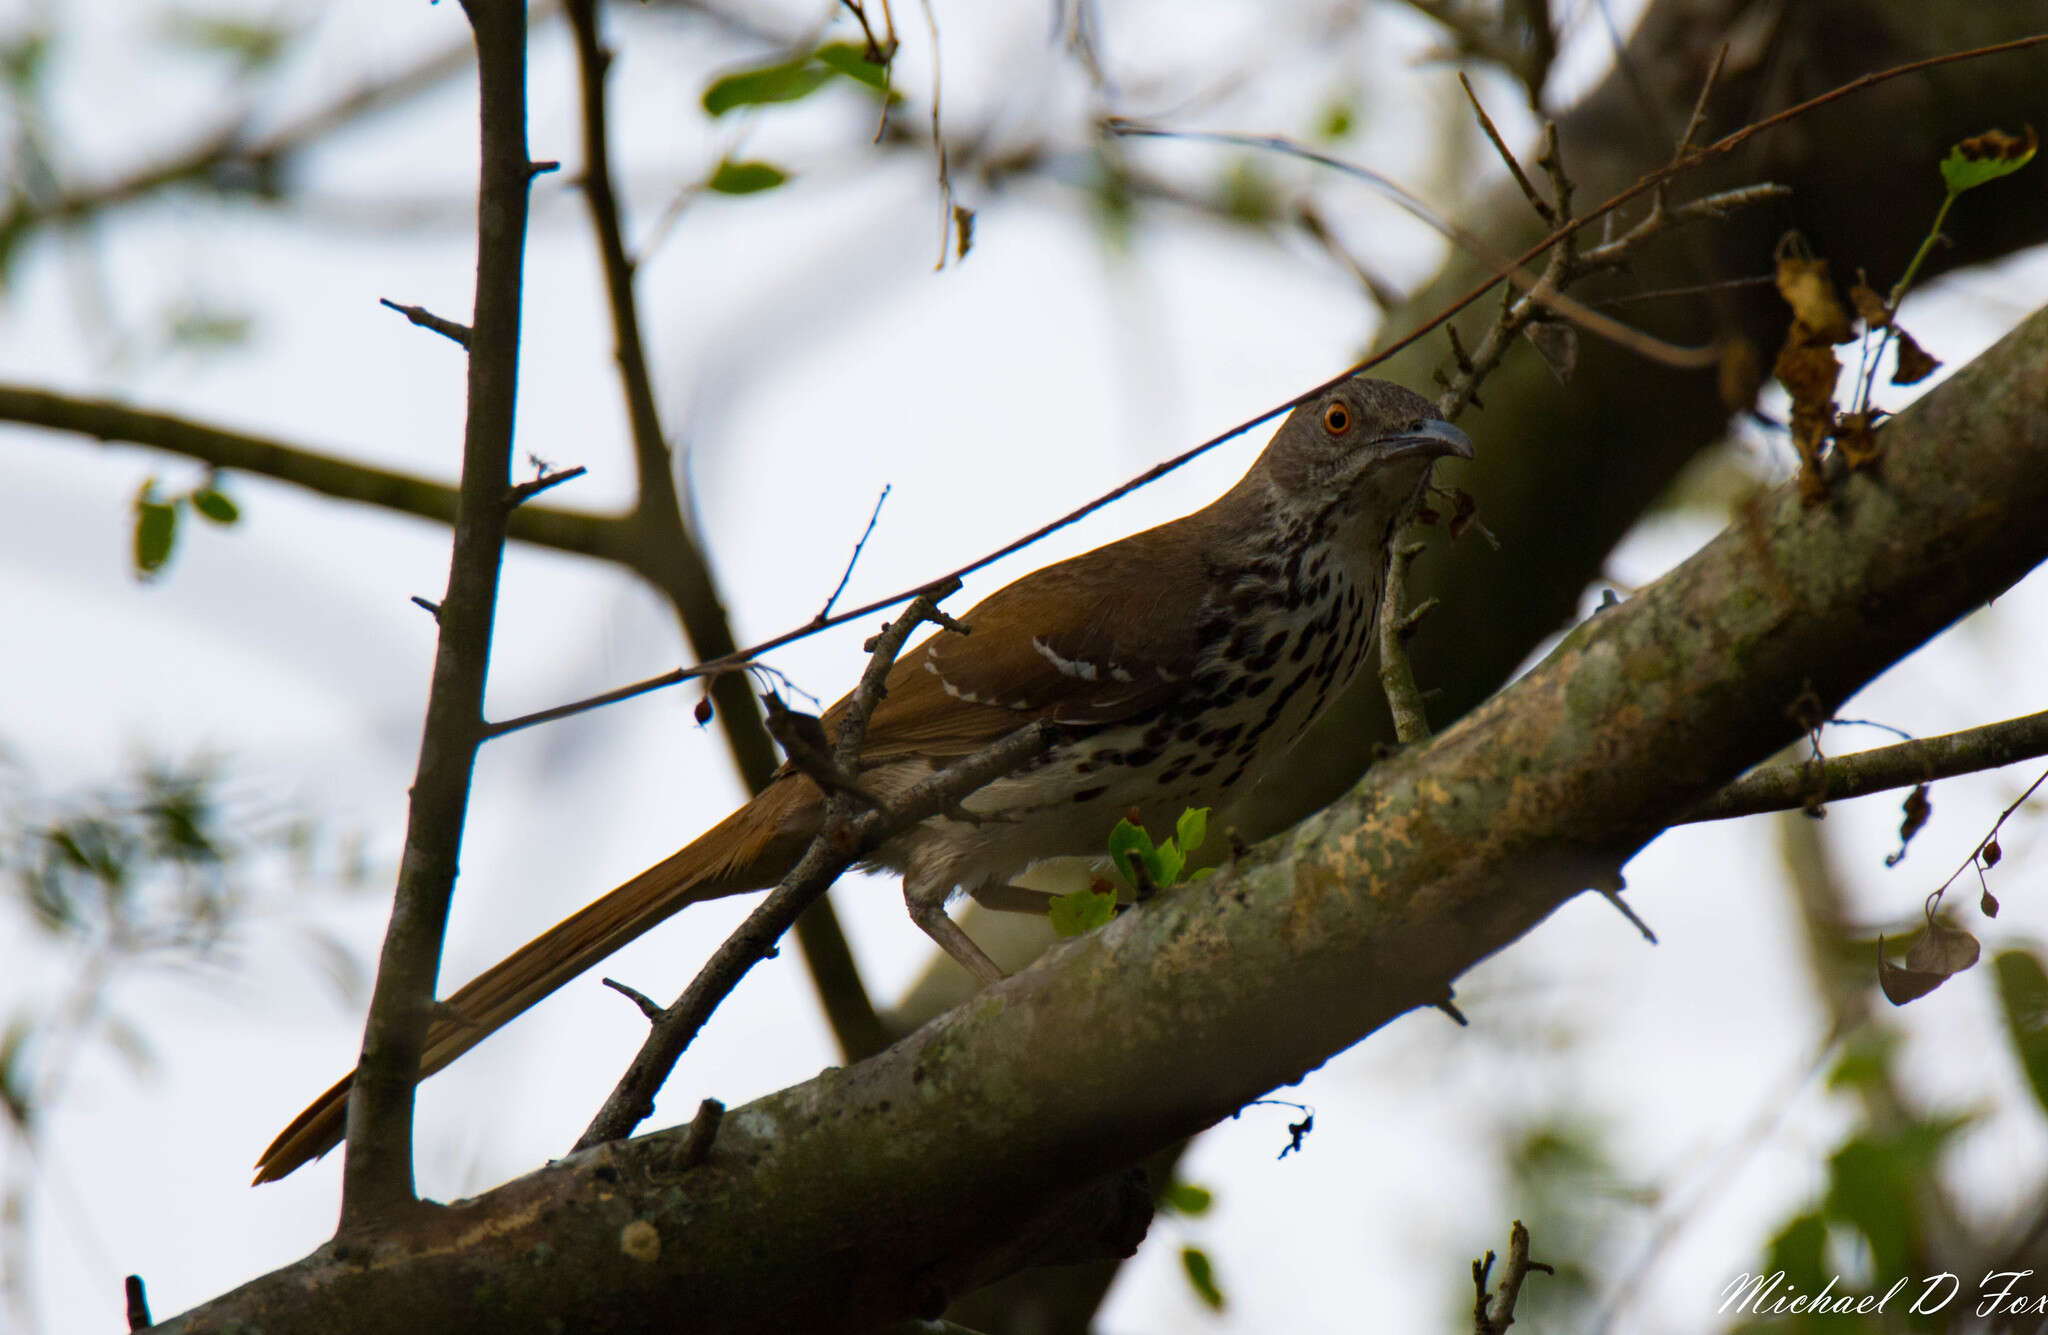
[1679,709,2048,823]
[817,486,893,623]
[1472,1220,1553,1334]
[339,0,536,1231]
[1458,73,1552,224]
[379,298,472,347]
[0,384,628,564]
[1377,541,1436,743]
[508,465,588,506]
[563,0,882,1062]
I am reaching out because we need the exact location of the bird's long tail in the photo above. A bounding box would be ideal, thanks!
[252,776,819,1184]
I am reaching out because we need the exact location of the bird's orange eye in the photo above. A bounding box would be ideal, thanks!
[1322,402,1351,434]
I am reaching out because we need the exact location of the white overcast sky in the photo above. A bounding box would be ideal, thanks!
[5,2,2048,1331]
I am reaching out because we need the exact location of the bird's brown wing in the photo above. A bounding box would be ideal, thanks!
[848,518,1218,761]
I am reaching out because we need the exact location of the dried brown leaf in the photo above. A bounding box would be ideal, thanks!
[1878,942,1950,1005]
[1773,339,1840,412]
[1524,321,1578,386]
[1884,782,1929,866]
[1906,919,1981,976]
[1718,337,1764,415]
[1891,328,1942,385]
[1983,889,2001,918]
[1984,836,2003,869]
[1774,246,1855,344]
[1447,487,1480,540]
[1850,279,1890,329]
[1836,409,1881,471]
[1772,336,1839,504]
[1953,125,2039,165]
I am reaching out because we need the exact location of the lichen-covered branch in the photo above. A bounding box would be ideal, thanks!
[154,292,2048,1335]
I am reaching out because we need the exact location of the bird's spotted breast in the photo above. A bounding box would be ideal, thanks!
[932,533,1380,873]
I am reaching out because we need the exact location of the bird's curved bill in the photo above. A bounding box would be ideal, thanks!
[1379,419,1474,463]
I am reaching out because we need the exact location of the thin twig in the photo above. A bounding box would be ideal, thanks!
[508,465,587,506]
[601,976,665,1022]
[1458,73,1551,223]
[1675,44,1728,157]
[7,7,560,234]
[673,1097,724,1169]
[1679,709,2048,824]
[919,0,954,268]
[1294,204,1402,309]
[1473,1220,1552,1334]
[340,0,535,1232]
[1377,541,1435,743]
[379,298,472,347]
[818,485,892,622]
[1406,0,1551,101]
[1111,124,1724,375]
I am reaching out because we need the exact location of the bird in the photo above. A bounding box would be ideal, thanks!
[253,376,1473,1183]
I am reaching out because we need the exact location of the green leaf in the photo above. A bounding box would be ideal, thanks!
[1939,127,2038,195]
[1180,1246,1226,1311]
[702,57,834,116]
[161,13,291,69]
[1160,1180,1214,1216]
[1221,159,1278,224]
[190,487,239,525]
[1996,950,2048,1117]
[0,1013,35,1127]
[1153,839,1185,888]
[706,160,790,195]
[1107,818,1155,888]
[1317,96,1356,142]
[1824,1030,1899,1092]
[1,30,50,94]
[813,41,890,91]
[1175,807,1209,860]
[1823,1118,1970,1278]
[1759,1210,1829,1294]
[166,305,252,348]
[133,481,178,576]
[1048,888,1117,938]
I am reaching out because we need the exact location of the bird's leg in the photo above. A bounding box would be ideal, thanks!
[904,875,1007,984]
[965,883,1062,915]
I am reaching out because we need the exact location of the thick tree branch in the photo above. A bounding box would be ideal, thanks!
[338,2,534,1231]
[158,291,2048,1335]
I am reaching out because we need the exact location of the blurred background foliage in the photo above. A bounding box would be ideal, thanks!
[5,0,2048,1331]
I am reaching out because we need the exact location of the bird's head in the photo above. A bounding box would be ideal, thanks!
[1254,377,1473,531]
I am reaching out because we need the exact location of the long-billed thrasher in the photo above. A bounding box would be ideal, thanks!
[253,376,1473,1183]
